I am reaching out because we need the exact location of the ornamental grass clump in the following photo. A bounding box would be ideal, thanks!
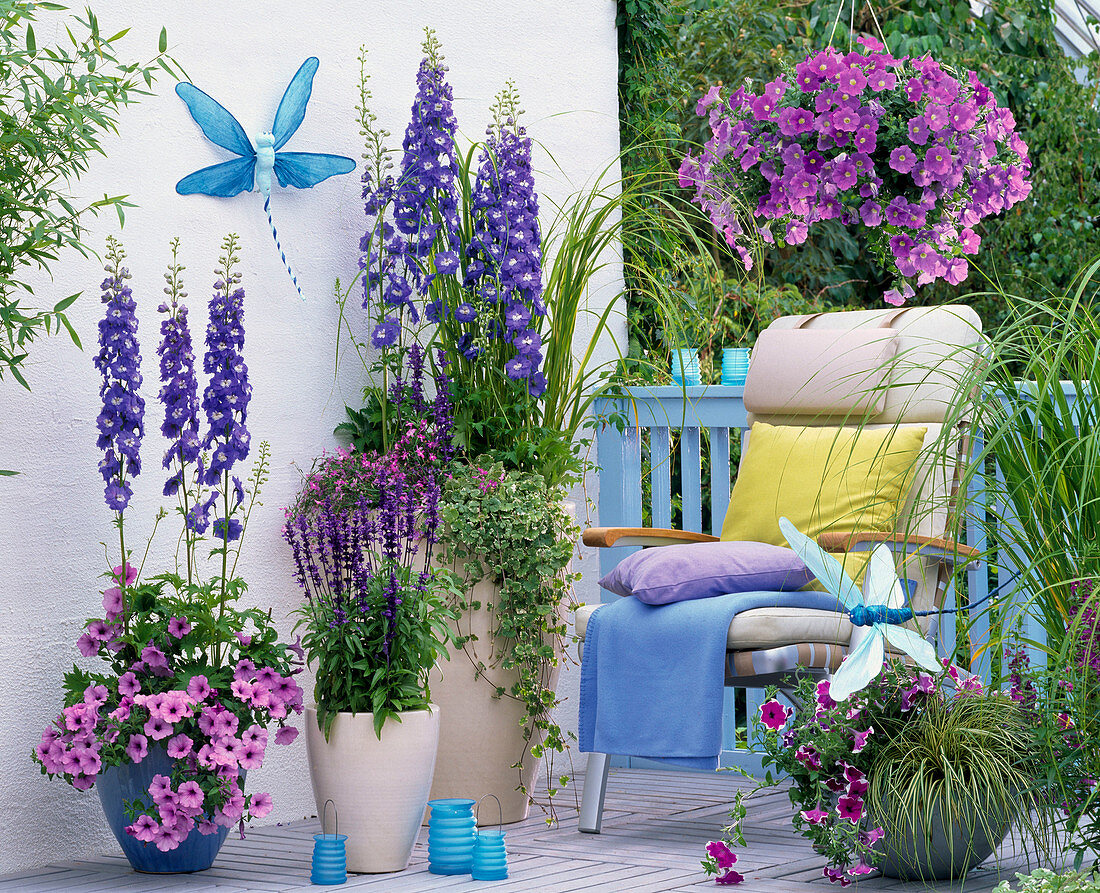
[34,235,303,852]
[680,36,1031,304]
[285,349,460,740]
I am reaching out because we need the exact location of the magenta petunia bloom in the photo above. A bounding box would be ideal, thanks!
[905,77,923,102]
[716,868,745,885]
[759,699,791,731]
[166,733,193,759]
[706,839,738,869]
[837,794,864,824]
[187,674,212,702]
[167,616,191,639]
[851,726,874,754]
[248,791,274,819]
[801,805,830,825]
[907,117,930,145]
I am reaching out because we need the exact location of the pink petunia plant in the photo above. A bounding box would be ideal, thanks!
[679,36,1031,305]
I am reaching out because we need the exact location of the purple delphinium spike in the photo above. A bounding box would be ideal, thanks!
[463,83,546,396]
[157,240,201,501]
[95,237,144,513]
[393,30,460,289]
[201,235,252,538]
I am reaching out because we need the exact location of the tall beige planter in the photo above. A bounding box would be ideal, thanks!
[428,572,563,824]
[429,496,575,825]
[306,705,439,873]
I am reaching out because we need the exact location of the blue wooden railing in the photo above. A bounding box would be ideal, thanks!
[590,383,1062,772]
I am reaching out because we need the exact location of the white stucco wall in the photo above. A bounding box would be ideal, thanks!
[0,0,620,874]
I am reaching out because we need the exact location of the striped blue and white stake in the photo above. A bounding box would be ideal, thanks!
[264,196,304,301]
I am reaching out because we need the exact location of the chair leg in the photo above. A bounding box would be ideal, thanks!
[578,752,611,834]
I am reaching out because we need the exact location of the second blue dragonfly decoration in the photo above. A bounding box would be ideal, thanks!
[175,57,356,299]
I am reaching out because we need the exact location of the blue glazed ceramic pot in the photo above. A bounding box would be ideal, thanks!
[95,746,239,873]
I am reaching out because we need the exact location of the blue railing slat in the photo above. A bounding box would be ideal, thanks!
[651,427,672,530]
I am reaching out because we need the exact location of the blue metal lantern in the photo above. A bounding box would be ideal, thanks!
[471,795,509,881]
[427,798,477,875]
[311,800,347,885]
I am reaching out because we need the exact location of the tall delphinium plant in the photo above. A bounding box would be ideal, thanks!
[34,237,302,860]
[94,237,145,630]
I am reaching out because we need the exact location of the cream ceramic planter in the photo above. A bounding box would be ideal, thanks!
[306,705,439,873]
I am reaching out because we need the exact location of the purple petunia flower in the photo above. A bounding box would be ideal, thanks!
[889,144,917,174]
[95,238,144,513]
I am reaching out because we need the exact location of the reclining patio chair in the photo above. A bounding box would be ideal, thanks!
[575,304,983,833]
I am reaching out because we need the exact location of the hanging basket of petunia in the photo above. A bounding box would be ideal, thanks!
[678,36,1031,305]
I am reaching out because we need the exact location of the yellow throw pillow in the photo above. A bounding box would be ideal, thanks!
[720,422,928,547]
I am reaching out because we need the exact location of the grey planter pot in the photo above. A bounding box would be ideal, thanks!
[873,793,1012,882]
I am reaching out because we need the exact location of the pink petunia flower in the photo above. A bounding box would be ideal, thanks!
[274,725,299,746]
[716,868,745,885]
[801,805,830,825]
[167,616,191,639]
[187,675,212,702]
[166,733,193,759]
[248,791,274,819]
[125,734,148,763]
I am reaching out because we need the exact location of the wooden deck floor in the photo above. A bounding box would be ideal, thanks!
[0,767,1039,892]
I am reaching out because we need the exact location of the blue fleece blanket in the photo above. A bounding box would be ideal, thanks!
[578,590,844,770]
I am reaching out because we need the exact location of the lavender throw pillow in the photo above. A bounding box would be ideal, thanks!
[598,541,814,606]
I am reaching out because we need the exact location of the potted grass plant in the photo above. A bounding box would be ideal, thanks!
[33,236,304,873]
[283,348,460,873]
[704,660,1038,884]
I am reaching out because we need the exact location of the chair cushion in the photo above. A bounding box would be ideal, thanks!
[597,541,813,605]
[720,422,928,548]
[574,602,853,650]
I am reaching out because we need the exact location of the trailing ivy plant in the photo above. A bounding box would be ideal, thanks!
[0,1,177,391]
[437,463,580,818]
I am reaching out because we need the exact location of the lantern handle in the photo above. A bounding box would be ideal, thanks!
[476,793,503,836]
[322,798,338,840]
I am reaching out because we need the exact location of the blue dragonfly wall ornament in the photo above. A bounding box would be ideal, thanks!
[778,517,942,701]
[175,57,355,299]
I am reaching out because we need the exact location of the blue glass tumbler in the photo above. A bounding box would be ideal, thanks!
[471,794,509,881]
[671,348,701,387]
[721,347,751,386]
[311,800,347,885]
[427,798,476,875]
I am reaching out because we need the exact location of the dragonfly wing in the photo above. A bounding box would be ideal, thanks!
[273,152,356,189]
[175,83,253,158]
[829,630,885,701]
[272,57,320,150]
[176,156,256,197]
[863,543,905,608]
[884,624,942,673]
[778,517,861,611]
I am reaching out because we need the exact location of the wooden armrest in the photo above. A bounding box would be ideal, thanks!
[817,531,980,563]
[582,527,721,548]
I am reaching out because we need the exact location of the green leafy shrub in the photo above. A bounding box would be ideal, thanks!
[0,1,176,388]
